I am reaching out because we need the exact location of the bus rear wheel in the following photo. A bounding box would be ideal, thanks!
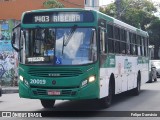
[154,78,157,82]
[131,73,141,96]
[100,82,113,108]
[40,99,55,108]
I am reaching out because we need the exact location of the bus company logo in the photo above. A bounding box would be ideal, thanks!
[52,80,56,85]
[48,73,60,77]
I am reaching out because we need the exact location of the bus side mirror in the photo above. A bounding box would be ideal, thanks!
[11,23,22,52]
[11,32,19,52]
[11,32,16,44]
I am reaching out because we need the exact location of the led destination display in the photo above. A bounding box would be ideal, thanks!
[23,11,94,24]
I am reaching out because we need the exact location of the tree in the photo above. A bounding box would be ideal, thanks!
[147,18,160,59]
[43,0,64,8]
[99,4,117,18]
[99,0,157,30]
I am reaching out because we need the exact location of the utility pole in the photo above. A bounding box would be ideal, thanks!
[116,0,121,20]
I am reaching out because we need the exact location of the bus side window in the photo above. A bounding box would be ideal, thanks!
[140,37,144,56]
[132,34,136,55]
[107,24,114,53]
[137,35,141,56]
[129,32,136,55]
[144,37,148,56]
[114,26,120,54]
[120,29,127,54]
[115,41,120,54]
[99,28,106,53]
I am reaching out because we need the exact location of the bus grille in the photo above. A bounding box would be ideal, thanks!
[33,89,77,96]
[28,68,83,77]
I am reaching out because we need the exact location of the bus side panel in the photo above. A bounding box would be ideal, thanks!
[126,56,137,90]
[99,54,149,98]
[99,68,109,98]
[99,54,116,98]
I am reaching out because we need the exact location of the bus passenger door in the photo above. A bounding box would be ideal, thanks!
[127,57,136,90]
[98,19,109,98]
[99,27,108,98]
[117,57,127,93]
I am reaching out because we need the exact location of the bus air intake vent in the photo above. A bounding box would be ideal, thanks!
[28,68,83,77]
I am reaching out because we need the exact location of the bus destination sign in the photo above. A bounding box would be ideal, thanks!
[23,11,94,24]
[34,13,82,23]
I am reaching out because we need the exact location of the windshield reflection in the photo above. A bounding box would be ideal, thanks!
[24,27,97,65]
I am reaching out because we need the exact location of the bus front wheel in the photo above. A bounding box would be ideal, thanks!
[40,99,55,108]
[99,82,113,108]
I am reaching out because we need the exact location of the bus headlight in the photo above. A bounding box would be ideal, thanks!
[81,75,96,87]
[88,76,96,82]
[19,75,24,81]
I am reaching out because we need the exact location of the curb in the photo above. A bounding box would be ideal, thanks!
[2,88,19,94]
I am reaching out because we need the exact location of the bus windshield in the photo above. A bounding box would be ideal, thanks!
[24,27,97,65]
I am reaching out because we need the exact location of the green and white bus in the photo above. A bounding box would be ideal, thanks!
[11,8,149,108]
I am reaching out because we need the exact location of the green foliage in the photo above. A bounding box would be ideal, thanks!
[100,4,117,18]
[99,0,156,30]
[43,0,64,8]
[148,18,160,41]
[147,18,160,59]
[121,0,156,12]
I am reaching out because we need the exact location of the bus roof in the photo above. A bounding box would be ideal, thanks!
[22,8,87,14]
[21,8,148,37]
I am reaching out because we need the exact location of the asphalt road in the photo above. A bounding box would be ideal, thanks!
[1,79,160,120]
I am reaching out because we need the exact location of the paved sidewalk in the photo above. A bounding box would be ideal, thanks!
[2,86,19,94]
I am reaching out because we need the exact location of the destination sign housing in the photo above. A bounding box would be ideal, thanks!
[22,11,94,24]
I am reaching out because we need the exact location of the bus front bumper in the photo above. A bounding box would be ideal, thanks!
[19,81,99,100]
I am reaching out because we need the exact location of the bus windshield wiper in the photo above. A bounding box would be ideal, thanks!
[64,25,77,46]
[62,25,77,55]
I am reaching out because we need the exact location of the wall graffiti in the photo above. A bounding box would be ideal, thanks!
[0,22,10,40]
[0,20,18,86]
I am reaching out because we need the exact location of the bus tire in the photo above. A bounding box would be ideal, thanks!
[148,79,152,83]
[132,73,141,96]
[154,78,157,82]
[40,99,55,108]
[100,81,113,108]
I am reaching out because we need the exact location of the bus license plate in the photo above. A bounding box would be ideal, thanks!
[48,90,60,95]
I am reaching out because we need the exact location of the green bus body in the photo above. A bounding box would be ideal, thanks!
[13,8,149,107]
[19,63,99,100]
[19,9,101,100]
